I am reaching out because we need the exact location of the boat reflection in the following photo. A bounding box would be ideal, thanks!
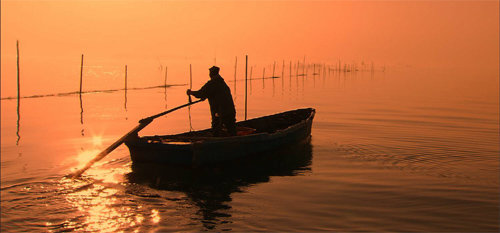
[126,140,313,230]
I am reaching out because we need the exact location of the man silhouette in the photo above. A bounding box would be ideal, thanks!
[187,66,236,136]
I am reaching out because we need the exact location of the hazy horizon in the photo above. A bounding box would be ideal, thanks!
[1,0,498,97]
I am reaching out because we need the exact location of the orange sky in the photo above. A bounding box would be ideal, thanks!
[1,0,499,96]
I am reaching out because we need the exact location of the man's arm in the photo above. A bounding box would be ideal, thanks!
[187,81,211,100]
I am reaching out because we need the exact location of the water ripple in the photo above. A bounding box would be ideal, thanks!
[331,142,499,186]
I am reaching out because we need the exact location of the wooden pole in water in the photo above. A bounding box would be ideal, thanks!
[302,55,306,75]
[296,61,299,77]
[164,66,168,109]
[188,64,193,131]
[245,55,248,120]
[281,60,285,89]
[189,64,193,92]
[272,61,276,78]
[164,66,168,87]
[272,61,276,92]
[124,65,128,90]
[262,67,265,88]
[16,40,20,100]
[249,66,253,94]
[281,60,285,78]
[16,40,21,145]
[79,54,84,94]
[124,65,128,110]
[234,56,237,96]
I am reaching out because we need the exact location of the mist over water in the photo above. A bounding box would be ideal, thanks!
[2,0,498,97]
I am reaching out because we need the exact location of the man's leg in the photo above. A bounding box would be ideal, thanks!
[222,115,237,136]
[211,116,222,136]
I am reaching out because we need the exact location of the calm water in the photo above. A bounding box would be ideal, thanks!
[1,67,499,232]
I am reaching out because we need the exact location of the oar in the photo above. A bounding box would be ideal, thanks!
[70,99,204,178]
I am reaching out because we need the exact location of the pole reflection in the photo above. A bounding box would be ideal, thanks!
[164,66,168,109]
[126,140,313,230]
[164,85,168,109]
[16,40,21,146]
[79,93,84,136]
[16,93,21,145]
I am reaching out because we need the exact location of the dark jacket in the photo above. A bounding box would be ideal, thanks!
[191,75,236,119]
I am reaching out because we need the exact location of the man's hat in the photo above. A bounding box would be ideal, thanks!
[209,66,220,74]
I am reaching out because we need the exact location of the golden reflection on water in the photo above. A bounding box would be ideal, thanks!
[72,134,119,169]
[55,134,161,232]
[58,163,158,232]
[73,148,132,183]
[70,134,107,170]
[91,136,103,147]
[65,184,139,232]
[151,209,160,224]
[75,149,101,170]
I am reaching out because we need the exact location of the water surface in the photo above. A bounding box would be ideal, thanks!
[1,67,499,232]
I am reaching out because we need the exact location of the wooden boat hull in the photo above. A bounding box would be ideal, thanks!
[124,108,315,165]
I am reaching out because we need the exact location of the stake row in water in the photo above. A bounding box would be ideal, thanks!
[12,41,379,100]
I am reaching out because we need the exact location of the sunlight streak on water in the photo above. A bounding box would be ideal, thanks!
[55,174,148,232]
[63,184,141,232]
[151,209,161,224]
[91,136,103,147]
[74,149,101,170]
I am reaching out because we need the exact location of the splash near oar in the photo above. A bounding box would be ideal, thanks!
[69,99,204,178]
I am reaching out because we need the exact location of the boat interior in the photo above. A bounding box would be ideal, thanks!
[143,108,314,142]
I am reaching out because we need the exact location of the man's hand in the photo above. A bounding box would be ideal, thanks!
[186,89,192,95]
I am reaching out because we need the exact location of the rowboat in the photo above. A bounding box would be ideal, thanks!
[124,108,315,165]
